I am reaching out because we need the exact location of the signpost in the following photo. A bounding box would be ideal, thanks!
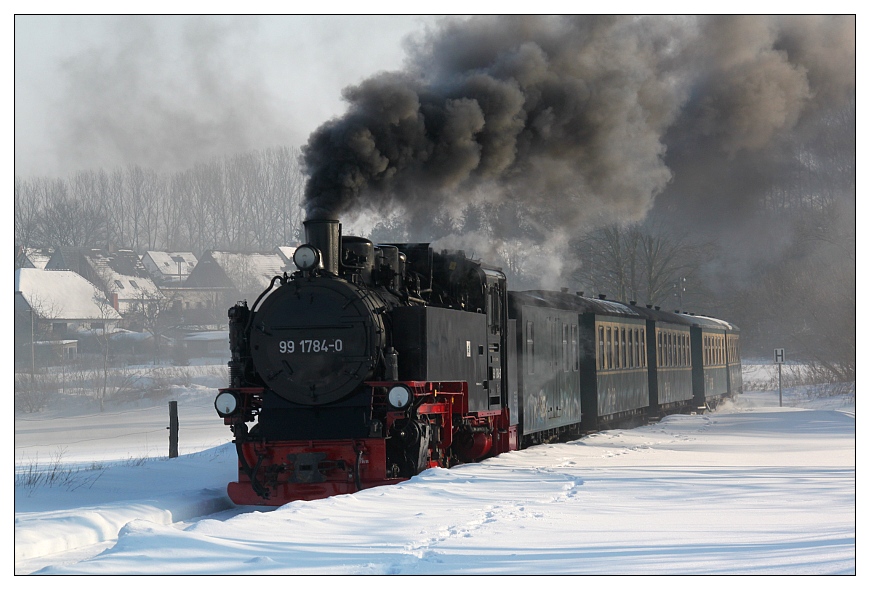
[774,348,785,407]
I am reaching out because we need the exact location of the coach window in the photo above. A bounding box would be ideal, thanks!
[562,323,569,372]
[612,327,618,369]
[598,326,604,369]
[636,329,642,368]
[640,329,645,367]
[610,327,616,369]
[571,324,580,372]
[606,326,613,369]
[611,327,618,368]
[656,331,662,366]
[617,327,623,369]
[633,329,639,368]
[526,321,535,375]
[640,329,646,367]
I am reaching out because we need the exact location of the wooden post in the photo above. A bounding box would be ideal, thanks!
[168,400,179,458]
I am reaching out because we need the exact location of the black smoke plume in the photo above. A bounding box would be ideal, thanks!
[302,15,854,239]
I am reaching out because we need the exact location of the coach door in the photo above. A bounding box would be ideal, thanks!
[485,271,507,409]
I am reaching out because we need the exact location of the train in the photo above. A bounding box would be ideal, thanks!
[214,219,741,505]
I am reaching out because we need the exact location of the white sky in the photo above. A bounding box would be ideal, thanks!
[15,6,863,179]
[14,13,438,178]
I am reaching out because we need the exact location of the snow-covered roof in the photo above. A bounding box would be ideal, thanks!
[678,313,738,331]
[210,252,289,291]
[142,251,198,281]
[106,272,160,300]
[275,246,297,264]
[15,268,122,321]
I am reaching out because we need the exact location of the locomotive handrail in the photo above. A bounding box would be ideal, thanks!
[244,274,285,331]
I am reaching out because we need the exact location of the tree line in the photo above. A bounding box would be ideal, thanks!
[15,146,306,255]
[14,112,855,382]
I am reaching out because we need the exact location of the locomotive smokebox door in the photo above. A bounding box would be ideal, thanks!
[249,277,385,406]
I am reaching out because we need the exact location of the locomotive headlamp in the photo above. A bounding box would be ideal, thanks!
[387,385,412,410]
[215,391,240,417]
[293,244,321,271]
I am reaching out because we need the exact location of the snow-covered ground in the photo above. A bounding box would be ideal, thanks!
[14,365,855,575]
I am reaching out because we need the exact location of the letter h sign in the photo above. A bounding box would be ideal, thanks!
[774,348,785,364]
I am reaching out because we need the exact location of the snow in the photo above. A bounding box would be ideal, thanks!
[14,268,121,321]
[14,366,855,576]
[183,331,229,342]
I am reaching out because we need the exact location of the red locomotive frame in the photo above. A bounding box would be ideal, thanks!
[221,381,517,505]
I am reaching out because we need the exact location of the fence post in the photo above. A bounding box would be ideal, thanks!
[168,400,179,458]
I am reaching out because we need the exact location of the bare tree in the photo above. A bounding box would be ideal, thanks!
[570,220,712,308]
[90,294,122,412]
[14,177,42,265]
[127,289,178,365]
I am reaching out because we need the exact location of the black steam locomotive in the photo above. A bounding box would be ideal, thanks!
[215,219,741,505]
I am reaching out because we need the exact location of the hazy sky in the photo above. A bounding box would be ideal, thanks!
[14,15,439,178]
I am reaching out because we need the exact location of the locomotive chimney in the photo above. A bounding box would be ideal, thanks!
[304,219,341,275]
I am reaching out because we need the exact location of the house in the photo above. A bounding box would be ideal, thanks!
[15,247,53,270]
[141,251,198,285]
[15,268,122,367]
[182,331,230,360]
[44,247,161,315]
[179,251,291,323]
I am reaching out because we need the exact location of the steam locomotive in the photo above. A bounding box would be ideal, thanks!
[215,219,741,505]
